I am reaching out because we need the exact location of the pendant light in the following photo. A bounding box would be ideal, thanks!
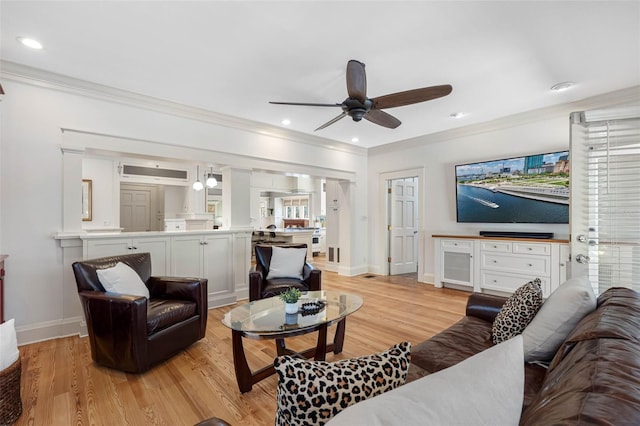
[206,167,218,188]
[193,165,204,191]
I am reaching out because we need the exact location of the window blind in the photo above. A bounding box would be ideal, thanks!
[573,114,640,294]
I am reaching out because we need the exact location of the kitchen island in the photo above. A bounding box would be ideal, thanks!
[251,228,314,259]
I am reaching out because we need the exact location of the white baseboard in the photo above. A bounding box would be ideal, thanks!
[339,264,368,277]
[419,272,435,284]
[16,316,84,346]
[209,294,237,308]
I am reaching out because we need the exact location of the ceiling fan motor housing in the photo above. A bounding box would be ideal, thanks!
[343,98,372,121]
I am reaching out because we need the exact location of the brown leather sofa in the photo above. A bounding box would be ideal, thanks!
[407,287,640,424]
[72,252,208,373]
[249,244,321,301]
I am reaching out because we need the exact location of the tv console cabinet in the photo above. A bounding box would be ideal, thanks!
[433,234,570,297]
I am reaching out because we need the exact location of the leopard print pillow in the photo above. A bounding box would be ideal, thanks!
[274,341,411,426]
[492,278,543,344]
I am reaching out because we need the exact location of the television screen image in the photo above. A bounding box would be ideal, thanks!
[455,151,569,224]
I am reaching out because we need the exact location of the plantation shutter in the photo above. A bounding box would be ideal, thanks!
[570,107,640,295]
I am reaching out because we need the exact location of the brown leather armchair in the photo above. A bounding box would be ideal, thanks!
[72,252,208,373]
[249,244,321,301]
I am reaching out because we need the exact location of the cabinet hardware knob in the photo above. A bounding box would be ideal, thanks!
[493,260,497,263]
[528,263,532,267]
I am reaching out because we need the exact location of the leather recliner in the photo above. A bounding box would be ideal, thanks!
[72,252,208,373]
[249,244,321,301]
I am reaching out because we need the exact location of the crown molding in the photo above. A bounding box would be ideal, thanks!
[369,85,640,156]
[0,60,367,157]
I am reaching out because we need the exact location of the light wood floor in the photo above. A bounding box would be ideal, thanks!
[13,258,470,425]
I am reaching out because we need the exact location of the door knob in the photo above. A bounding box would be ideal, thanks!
[575,254,590,264]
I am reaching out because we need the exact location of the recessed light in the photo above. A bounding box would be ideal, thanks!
[550,82,575,92]
[351,137,359,143]
[450,112,465,118]
[281,119,291,126]
[17,37,43,50]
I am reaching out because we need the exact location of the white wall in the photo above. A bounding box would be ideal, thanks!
[0,74,367,344]
[164,185,189,218]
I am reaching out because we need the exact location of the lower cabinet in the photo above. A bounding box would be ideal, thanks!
[84,231,249,307]
[435,239,474,289]
[171,234,235,306]
[433,235,569,297]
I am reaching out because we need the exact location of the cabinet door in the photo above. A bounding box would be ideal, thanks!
[440,239,474,287]
[85,238,130,259]
[171,235,204,278]
[202,234,234,299]
[291,233,313,259]
[133,237,170,275]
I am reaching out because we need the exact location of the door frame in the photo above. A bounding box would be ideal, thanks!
[378,167,425,277]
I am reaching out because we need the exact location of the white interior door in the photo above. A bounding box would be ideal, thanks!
[389,177,419,275]
[120,188,151,232]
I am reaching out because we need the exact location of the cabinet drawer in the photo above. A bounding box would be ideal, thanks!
[441,239,472,250]
[480,241,512,253]
[481,271,550,296]
[513,242,550,256]
[481,253,550,276]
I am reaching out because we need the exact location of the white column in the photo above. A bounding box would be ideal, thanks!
[61,147,85,232]
[222,167,251,230]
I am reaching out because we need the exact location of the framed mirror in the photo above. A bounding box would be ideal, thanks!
[82,179,92,221]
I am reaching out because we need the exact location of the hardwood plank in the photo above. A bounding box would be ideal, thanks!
[13,257,469,425]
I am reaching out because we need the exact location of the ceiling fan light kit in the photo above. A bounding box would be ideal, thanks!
[270,59,452,131]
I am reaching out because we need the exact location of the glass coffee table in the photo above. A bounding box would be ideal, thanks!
[222,290,363,392]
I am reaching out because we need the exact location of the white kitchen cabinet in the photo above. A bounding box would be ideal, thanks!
[319,229,326,254]
[171,233,234,306]
[84,236,170,275]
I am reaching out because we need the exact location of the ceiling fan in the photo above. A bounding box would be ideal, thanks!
[269,60,452,131]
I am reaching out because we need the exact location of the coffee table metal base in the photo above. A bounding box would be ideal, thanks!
[232,319,346,393]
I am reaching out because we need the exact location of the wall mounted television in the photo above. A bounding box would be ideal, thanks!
[455,150,569,224]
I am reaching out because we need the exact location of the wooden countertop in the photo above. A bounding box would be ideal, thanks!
[432,234,569,244]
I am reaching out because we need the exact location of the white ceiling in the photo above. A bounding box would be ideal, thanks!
[2,1,639,148]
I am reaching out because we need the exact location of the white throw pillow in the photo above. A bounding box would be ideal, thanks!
[96,262,150,299]
[522,276,596,362]
[266,246,307,280]
[0,318,20,371]
[328,335,524,426]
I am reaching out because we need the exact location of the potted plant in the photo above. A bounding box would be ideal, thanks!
[279,287,302,314]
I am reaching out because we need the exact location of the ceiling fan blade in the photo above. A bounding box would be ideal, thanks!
[269,101,342,107]
[346,60,367,103]
[364,109,401,129]
[372,84,453,109]
[315,112,347,131]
